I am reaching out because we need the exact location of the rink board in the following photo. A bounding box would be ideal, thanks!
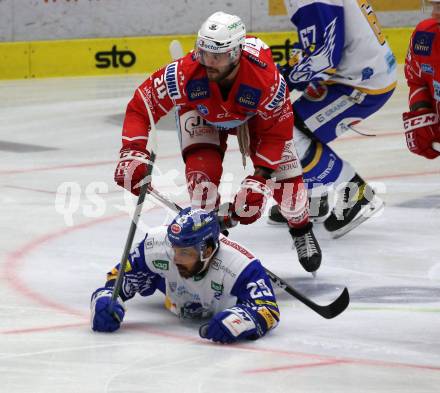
[0,29,411,80]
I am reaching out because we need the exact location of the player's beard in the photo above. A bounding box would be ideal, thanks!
[177,259,204,279]
[205,63,238,83]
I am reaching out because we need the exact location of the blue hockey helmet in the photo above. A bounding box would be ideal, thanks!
[167,207,220,252]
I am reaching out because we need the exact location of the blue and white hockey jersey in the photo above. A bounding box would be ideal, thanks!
[283,0,397,93]
[105,227,280,336]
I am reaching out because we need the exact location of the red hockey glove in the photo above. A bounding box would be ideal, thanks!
[402,110,440,159]
[114,147,152,195]
[231,175,272,225]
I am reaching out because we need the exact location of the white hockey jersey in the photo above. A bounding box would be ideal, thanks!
[105,227,279,331]
[284,0,397,93]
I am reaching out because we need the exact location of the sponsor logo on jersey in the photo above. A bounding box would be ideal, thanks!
[265,78,286,110]
[220,237,254,259]
[210,258,237,277]
[421,64,434,74]
[386,51,397,73]
[413,31,435,56]
[197,104,209,115]
[246,53,268,68]
[257,307,277,329]
[244,45,260,57]
[186,78,210,101]
[236,84,261,109]
[211,281,224,293]
[183,115,213,137]
[165,62,182,100]
[433,80,440,101]
[145,238,154,249]
[152,260,169,270]
[361,67,374,81]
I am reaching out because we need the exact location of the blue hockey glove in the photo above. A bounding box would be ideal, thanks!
[199,306,257,344]
[90,288,125,332]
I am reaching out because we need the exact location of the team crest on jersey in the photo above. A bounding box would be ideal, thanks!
[165,62,182,100]
[413,31,434,56]
[236,84,261,109]
[434,81,440,101]
[197,104,209,115]
[421,64,434,75]
[186,78,210,101]
[265,78,286,110]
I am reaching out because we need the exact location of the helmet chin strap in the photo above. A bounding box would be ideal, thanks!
[196,241,219,274]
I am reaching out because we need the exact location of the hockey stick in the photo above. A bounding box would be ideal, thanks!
[433,142,440,153]
[146,187,349,319]
[110,90,158,312]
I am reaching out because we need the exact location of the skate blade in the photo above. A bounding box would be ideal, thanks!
[330,198,385,239]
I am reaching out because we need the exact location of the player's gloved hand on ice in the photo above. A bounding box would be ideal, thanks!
[90,288,125,332]
[114,146,152,195]
[402,109,440,159]
[230,175,272,225]
[199,307,257,344]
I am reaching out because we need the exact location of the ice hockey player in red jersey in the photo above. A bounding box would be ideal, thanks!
[113,11,322,273]
[403,0,440,159]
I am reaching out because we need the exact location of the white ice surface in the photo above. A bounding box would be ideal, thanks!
[0,67,439,393]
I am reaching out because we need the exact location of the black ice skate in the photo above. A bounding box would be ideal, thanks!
[289,222,322,273]
[324,175,384,239]
[267,193,330,225]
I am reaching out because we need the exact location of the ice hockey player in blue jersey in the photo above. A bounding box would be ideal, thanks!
[269,0,397,238]
[90,208,280,343]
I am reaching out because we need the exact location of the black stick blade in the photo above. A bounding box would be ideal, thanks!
[316,287,350,319]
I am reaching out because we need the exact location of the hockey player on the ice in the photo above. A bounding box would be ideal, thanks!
[269,0,397,239]
[114,12,322,273]
[90,208,280,344]
[402,0,440,160]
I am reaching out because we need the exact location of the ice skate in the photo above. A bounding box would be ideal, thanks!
[324,178,384,239]
[289,222,322,273]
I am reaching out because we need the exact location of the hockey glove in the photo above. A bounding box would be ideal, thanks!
[114,146,152,195]
[90,288,125,332]
[199,306,259,344]
[402,110,440,159]
[231,175,272,225]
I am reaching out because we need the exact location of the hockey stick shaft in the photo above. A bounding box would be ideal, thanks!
[146,187,349,319]
[111,90,158,305]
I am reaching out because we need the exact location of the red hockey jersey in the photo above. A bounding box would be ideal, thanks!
[121,37,293,170]
[405,19,440,115]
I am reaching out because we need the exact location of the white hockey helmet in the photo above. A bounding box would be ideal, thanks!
[423,0,440,12]
[196,12,246,66]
